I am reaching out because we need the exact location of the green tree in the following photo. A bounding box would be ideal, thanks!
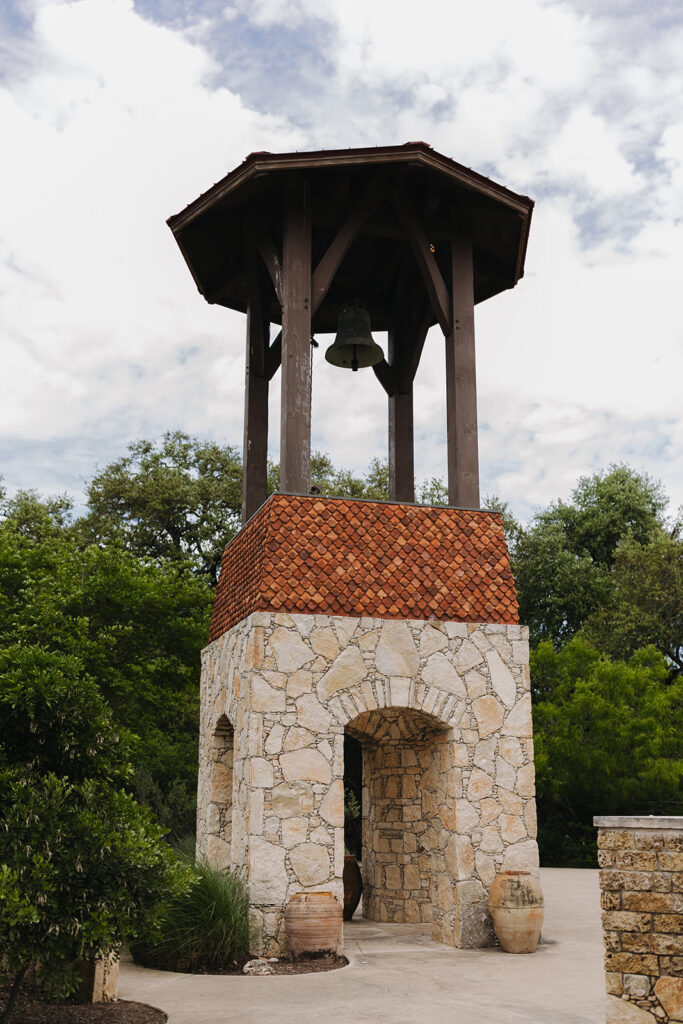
[514,465,667,648]
[532,639,682,865]
[0,491,212,838]
[0,645,191,1020]
[581,530,683,678]
[82,432,242,584]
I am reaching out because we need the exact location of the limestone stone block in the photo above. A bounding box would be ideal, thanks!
[282,816,308,847]
[454,640,484,674]
[451,743,470,767]
[280,748,332,784]
[310,627,340,660]
[446,834,475,880]
[499,814,527,844]
[251,675,286,713]
[270,627,313,674]
[502,839,540,872]
[385,864,403,889]
[271,781,315,818]
[290,614,315,636]
[310,825,330,844]
[206,835,232,870]
[289,843,331,886]
[455,799,480,834]
[391,677,412,707]
[502,695,533,738]
[496,758,517,791]
[479,826,503,853]
[654,977,683,1019]
[245,628,264,670]
[376,620,420,677]
[248,838,289,903]
[524,800,538,837]
[480,798,500,825]
[296,693,333,733]
[404,863,421,889]
[264,724,285,756]
[286,670,313,699]
[317,646,367,701]
[473,738,496,775]
[512,639,530,665]
[499,789,524,815]
[455,879,495,948]
[333,616,359,646]
[250,758,274,788]
[516,763,536,797]
[475,851,497,887]
[319,779,344,826]
[486,650,517,708]
[422,653,466,698]
[420,624,449,657]
[605,995,657,1023]
[358,629,380,651]
[445,622,468,639]
[248,788,264,833]
[498,736,524,767]
[465,670,487,699]
[472,696,504,739]
[467,767,494,801]
[283,727,315,751]
[623,975,652,998]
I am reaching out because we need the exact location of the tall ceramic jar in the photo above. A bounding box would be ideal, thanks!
[488,871,544,953]
[343,856,363,921]
[284,892,342,959]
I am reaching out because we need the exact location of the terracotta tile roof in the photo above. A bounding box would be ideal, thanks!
[209,494,519,642]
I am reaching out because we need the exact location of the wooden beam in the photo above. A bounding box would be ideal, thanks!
[387,320,414,503]
[242,240,270,523]
[446,228,479,508]
[390,183,451,336]
[265,330,282,380]
[311,176,386,313]
[280,180,312,495]
[372,358,395,396]
[398,307,431,392]
[254,226,283,305]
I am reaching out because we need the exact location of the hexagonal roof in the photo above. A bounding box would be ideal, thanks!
[168,142,533,333]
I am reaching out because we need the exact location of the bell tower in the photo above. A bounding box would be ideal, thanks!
[167,143,533,520]
[168,145,540,959]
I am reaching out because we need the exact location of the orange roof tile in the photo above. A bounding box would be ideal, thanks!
[209,494,519,643]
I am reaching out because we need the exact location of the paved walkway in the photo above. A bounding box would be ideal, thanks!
[119,868,605,1024]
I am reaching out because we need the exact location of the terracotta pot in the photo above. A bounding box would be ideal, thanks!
[488,870,544,953]
[284,892,342,959]
[343,856,363,921]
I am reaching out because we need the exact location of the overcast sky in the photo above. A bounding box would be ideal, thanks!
[1,0,682,522]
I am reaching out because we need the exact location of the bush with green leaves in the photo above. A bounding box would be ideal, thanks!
[131,854,250,972]
[0,645,192,1020]
[532,639,682,865]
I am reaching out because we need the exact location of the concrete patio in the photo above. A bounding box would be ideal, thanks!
[119,868,605,1024]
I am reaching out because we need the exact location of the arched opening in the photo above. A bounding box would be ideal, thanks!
[206,714,234,870]
[346,706,451,927]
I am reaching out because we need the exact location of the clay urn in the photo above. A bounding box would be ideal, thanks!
[343,856,363,921]
[284,892,342,959]
[488,870,544,953]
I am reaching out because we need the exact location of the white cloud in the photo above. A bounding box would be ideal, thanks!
[1,0,682,523]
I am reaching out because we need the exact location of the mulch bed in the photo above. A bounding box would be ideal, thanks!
[0,956,347,1020]
[134,953,348,976]
[0,988,166,1024]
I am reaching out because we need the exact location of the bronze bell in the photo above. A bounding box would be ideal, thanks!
[324,305,384,371]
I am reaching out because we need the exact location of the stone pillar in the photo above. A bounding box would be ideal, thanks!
[595,815,683,1024]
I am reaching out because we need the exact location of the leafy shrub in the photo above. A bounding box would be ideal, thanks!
[132,855,250,972]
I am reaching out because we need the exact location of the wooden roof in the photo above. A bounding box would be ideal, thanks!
[168,143,534,334]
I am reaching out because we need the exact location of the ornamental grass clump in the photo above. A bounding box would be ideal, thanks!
[132,855,250,972]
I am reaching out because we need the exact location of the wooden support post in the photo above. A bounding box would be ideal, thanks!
[387,321,415,503]
[446,229,479,508]
[242,241,270,523]
[280,180,312,494]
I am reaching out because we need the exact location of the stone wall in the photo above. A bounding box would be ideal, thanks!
[198,611,539,955]
[595,816,683,1024]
